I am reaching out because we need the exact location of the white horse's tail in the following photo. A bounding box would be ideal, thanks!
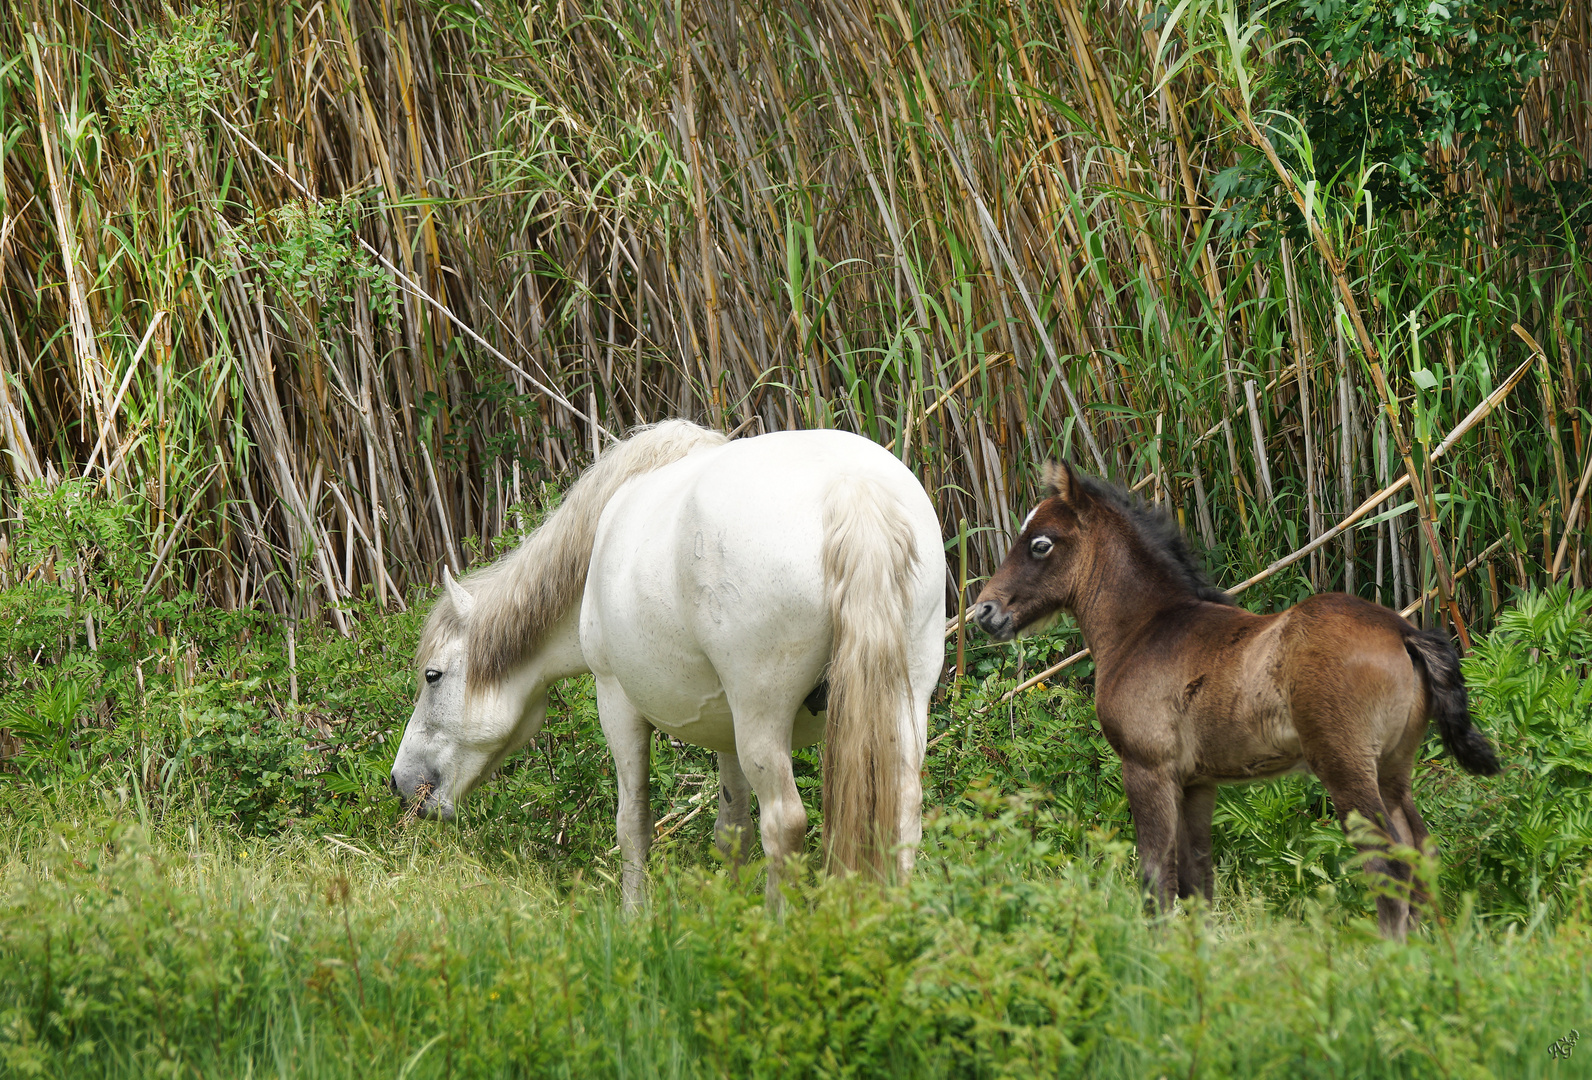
[820,475,919,879]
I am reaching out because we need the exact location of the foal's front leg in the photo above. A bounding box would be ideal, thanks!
[1122,761,1182,911]
[1177,784,1217,901]
[594,678,653,911]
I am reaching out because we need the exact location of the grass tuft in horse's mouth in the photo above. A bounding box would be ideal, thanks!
[397,783,434,827]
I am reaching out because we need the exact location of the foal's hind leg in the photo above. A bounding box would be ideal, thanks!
[714,751,754,866]
[1400,793,1435,921]
[1122,762,1181,912]
[1177,784,1216,902]
[1312,759,1411,938]
[1380,775,1434,918]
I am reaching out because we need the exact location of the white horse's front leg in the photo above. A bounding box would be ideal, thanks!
[715,751,754,865]
[595,678,652,910]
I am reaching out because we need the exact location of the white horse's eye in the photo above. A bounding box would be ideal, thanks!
[425,668,443,684]
[1029,536,1054,558]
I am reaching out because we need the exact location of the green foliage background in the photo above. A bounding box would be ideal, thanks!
[0,0,1587,627]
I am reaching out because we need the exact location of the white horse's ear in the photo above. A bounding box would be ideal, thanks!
[442,565,476,620]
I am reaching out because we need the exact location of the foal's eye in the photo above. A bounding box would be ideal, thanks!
[1029,536,1055,558]
[424,669,443,685]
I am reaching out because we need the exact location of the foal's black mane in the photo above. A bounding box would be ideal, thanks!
[1076,473,1236,606]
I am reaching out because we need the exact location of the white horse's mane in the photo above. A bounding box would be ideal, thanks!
[418,419,727,688]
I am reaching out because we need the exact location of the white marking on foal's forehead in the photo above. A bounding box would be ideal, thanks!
[1020,506,1039,532]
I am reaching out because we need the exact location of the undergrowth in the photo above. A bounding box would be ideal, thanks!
[3,484,1590,925]
[1,791,1588,1078]
[2,486,1591,1076]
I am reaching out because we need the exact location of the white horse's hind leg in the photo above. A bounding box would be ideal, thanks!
[594,677,653,910]
[715,752,754,865]
[733,721,807,907]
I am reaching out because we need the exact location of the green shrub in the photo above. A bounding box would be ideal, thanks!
[682,791,1107,1079]
[0,480,418,837]
[1443,585,1592,916]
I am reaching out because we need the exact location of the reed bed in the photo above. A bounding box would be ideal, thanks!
[0,0,1587,642]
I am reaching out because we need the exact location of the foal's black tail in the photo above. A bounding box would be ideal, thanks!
[1404,628,1501,776]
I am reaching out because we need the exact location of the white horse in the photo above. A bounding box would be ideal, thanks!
[391,420,945,905]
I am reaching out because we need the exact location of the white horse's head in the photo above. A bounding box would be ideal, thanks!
[390,567,554,820]
[387,419,728,820]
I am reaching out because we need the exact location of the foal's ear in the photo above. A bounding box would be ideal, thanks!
[442,565,477,620]
[1041,461,1077,503]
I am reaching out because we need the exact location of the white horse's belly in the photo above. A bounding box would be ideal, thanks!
[640,692,737,751]
[615,666,826,753]
[610,645,738,751]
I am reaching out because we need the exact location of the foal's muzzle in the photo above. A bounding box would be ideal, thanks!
[971,599,1016,642]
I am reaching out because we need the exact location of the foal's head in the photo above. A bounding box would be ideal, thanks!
[972,462,1229,641]
[971,462,1097,641]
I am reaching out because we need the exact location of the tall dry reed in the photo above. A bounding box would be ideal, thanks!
[0,0,1586,642]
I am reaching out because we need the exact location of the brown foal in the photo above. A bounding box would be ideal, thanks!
[971,462,1500,937]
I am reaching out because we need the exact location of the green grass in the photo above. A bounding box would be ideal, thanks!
[1,791,1589,1079]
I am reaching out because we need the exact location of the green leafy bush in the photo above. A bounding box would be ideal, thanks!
[1212,0,1561,234]
[1442,585,1592,916]
[682,791,1107,1079]
[114,3,267,139]
[0,481,417,836]
[236,194,400,330]
[1282,0,1553,198]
